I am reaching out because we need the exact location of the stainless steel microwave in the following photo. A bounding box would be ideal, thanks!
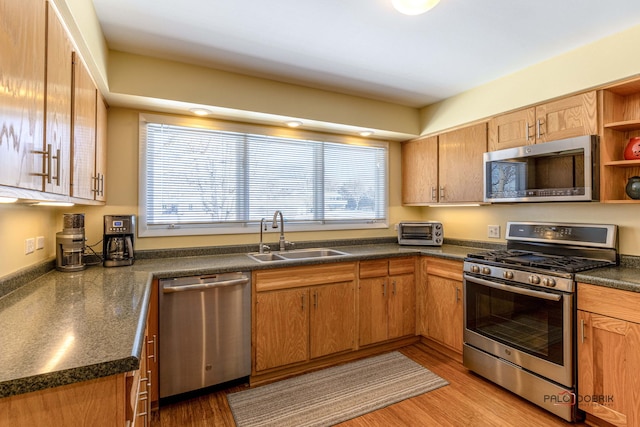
[484,135,599,203]
[397,221,443,246]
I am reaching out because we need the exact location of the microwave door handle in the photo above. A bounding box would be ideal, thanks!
[464,274,562,302]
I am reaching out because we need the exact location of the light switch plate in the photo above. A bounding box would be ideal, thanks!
[36,236,45,250]
[25,238,35,254]
[487,225,500,239]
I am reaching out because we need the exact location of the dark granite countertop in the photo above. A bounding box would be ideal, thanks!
[1,240,638,399]
[575,265,640,293]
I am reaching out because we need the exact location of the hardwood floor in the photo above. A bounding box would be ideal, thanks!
[151,342,587,426]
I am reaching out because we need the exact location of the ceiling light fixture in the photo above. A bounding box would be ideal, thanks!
[0,196,18,203]
[286,121,303,128]
[392,0,440,15]
[359,130,374,137]
[189,108,211,116]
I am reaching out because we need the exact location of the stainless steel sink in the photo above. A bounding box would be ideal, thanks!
[246,252,286,262]
[246,248,350,263]
[278,248,349,259]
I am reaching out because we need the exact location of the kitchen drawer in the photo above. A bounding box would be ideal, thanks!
[255,262,356,292]
[577,283,640,324]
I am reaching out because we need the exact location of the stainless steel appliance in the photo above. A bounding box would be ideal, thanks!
[56,213,86,272]
[484,135,599,203]
[463,221,617,421]
[103,215,135,267]
[397,221,443,246]
[159,272,251,399]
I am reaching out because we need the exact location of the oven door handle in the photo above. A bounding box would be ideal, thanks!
[464,274,562,302]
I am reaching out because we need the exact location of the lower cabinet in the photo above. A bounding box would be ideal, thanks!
[358,257,416,347]
[419,257,463,354]
[577,283,640,427]
[254,263,357,373]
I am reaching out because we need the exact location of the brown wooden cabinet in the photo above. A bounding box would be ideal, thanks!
[488,92,597,151]
[401,136,438,204]
[599,78,640,203]
[402,123,486,205]
[577,283,640,427]
[420,258,463,355]
[253,263,357,373]
[43,3,73,196]
[71,53,98,200]
[358,257,416,347]
[0,0,46,191]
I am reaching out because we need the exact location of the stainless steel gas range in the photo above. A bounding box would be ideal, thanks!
[463,221,618,422]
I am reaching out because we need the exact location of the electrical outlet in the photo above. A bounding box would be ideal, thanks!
[36,236,45,250]
[487,225,501,239]
[25,238,35,255]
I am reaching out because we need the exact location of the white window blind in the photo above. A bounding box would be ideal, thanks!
[139,115,388,236]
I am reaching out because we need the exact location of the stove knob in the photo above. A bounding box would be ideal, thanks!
[529,275,541,285]
[482,267,491,275]
[471,265,480,274]
[503,271,514,280]
[542,278,556,287]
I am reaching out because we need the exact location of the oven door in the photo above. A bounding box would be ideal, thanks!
[463,274,574,387]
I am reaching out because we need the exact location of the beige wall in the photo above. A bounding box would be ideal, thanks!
[0,205,57,277]
[4,13,640,279]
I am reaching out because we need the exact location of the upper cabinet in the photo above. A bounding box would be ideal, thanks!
[599,78,640,203]
[488,91,598,151]
[44,3,73,196]
[0,0,46,191]
[71,53,97,200]
[402,122,487,205]
[0,0,107,204]
[402,136,438,204]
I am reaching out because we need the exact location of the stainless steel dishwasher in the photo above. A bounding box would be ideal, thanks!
[159,271,251,399]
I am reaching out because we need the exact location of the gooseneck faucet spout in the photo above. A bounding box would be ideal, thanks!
[258,218,270,253]
[272,210,287,251]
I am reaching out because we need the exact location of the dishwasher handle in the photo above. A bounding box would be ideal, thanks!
[162,277,249,293]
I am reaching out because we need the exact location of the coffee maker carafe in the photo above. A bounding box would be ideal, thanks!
[103,215,135,267]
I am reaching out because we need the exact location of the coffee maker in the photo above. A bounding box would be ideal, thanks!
[103,215,135,267]
[56,213,87,272]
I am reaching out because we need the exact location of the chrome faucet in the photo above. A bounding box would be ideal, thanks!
[271,210,289,251]
[258,218,270,253]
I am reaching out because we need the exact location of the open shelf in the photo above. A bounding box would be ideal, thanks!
[604,159,640,167]
[603,120,640,132]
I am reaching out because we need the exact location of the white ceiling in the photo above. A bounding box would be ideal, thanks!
[92,0,640,108]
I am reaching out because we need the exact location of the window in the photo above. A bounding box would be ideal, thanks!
[139,114,388,236]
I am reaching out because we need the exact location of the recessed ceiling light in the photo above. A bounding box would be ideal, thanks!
[286,121,303,128]
[189,108,212,116]
[392,0,440,15]
[359,130,374,137]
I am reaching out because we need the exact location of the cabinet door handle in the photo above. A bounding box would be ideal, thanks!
[439,186,445,200]
[147,334,157,361]
[52,148,61,185]
[525,121,532,141]
[301,293,305,311]
[313,291,318,309]
[431,186,437,201]
[580,319,586,344]
[382,280,386,297]
[536,119,544,138]
[392,280,397,295]
[31,145,51,182]
[455,287,461,303]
